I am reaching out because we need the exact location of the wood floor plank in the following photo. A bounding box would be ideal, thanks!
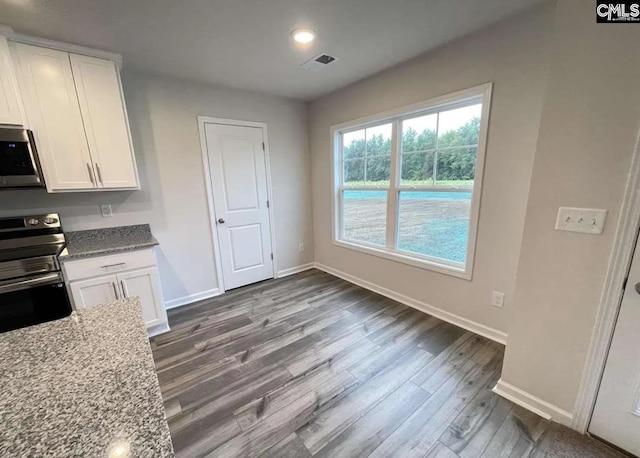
[439,371,512,458]
[347,339,433,382]
[368,352,503,458]
[425,442,462,458]
[314,381,430,458]
[173,417,242,458]
[206,392,319,458]
[479,405,550,457]
[298,346,434,454]
[259,433,312,458]
[286,313,394,377]
[234,369,358,431]
[419,321,469,356]
[420,340,498,394]
[235,309,347,365]
[169,366,292,434]
[410,332,483,388]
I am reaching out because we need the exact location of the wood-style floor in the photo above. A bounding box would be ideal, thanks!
[150,270,624,458]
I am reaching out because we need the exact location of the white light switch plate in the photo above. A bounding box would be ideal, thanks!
[555,207,607,235]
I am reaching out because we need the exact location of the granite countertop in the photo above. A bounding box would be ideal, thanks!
[0,298,174,457]
[61,224,159,260]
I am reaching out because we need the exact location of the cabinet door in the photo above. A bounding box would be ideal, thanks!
[70,275,119,309]
[117,267,166,328]
[0,36,24,125]
[14,43,96,191]
[70,54,139,189]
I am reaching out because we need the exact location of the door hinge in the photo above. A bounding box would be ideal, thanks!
[262,142,265,151]
[271,253,273,260]
[266,200,270,208]
[623,276,629,291]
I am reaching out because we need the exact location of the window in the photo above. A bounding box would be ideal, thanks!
[332,84,491,279]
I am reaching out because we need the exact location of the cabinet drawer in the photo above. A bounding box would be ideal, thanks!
[62,249,155,281]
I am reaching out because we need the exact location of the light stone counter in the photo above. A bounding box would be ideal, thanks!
[0,298,173,457]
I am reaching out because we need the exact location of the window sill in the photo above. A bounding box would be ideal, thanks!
[332,239,472,280]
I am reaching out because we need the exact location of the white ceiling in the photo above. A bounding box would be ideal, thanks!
[0,0,543,101]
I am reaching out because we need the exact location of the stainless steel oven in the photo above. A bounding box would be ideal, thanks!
[0,214,71,334]
[0,127,45,189]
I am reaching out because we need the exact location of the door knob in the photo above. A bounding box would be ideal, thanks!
[218,218,225,224]
[635,282,640,295]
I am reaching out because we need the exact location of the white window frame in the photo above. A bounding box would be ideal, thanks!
[330,83,492,280]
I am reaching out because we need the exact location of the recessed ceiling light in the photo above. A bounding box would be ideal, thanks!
[291,28,316,44]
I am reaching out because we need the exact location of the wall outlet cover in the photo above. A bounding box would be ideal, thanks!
[299,243,305,253]
[101,204,113,218]
[491,291,505,308]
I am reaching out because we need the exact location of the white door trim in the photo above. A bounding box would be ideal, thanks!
[198,116,278,294]
[572,128,640,433]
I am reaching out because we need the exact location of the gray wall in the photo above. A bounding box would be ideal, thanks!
[0,72,314,305]
[308,3,554,334]
[502,0,640,414]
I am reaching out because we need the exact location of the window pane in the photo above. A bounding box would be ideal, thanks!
[366,124,392,157]
[435,147,476,187]
[343,129,365,159]
[343,158,365,185]
[343,190,387,246]
[401,151,434,185]
[366,155,390,185]
[397,191,471,264]
[402,114,437,152]
[437,104,482,148]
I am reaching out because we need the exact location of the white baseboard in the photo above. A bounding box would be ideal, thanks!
[148,322,171,338]
[313,262,508,345]
[164,288,221,310]
[277,263,315,278]
[493,379,573,426]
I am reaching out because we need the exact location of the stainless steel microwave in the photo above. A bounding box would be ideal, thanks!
[0,127,45,189]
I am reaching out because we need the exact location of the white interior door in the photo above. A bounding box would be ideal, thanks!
[590,240,640,455]
[205,122,274,290]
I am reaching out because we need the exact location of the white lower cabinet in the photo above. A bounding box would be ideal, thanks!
[63,249,169,336]
[70,275,120,309]
[117,267,165,328]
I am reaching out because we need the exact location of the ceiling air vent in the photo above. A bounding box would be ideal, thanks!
[301,53,338,71]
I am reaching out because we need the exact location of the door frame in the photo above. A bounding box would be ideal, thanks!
[572,128,640,433]
[197,116,278,294]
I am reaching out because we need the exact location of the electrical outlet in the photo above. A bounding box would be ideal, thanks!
[101,204,113,218]
[299,243,305,253]
[491,291,505,308]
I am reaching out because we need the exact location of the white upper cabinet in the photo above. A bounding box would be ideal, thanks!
[70,54,138,189]
[14,44,95,190]
[12,42,139,192]
[0,35,24,126]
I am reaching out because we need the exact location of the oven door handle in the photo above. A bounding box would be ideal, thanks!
[0,273,62,294]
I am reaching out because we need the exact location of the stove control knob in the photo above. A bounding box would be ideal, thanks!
[44,217,58,225]
[27,218,39,226]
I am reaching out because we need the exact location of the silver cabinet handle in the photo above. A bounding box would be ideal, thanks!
[112,282,119,300]
[120,280,127,298]
[87,163,95,185]
[95,163,103,185]
[101,262,126,269]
